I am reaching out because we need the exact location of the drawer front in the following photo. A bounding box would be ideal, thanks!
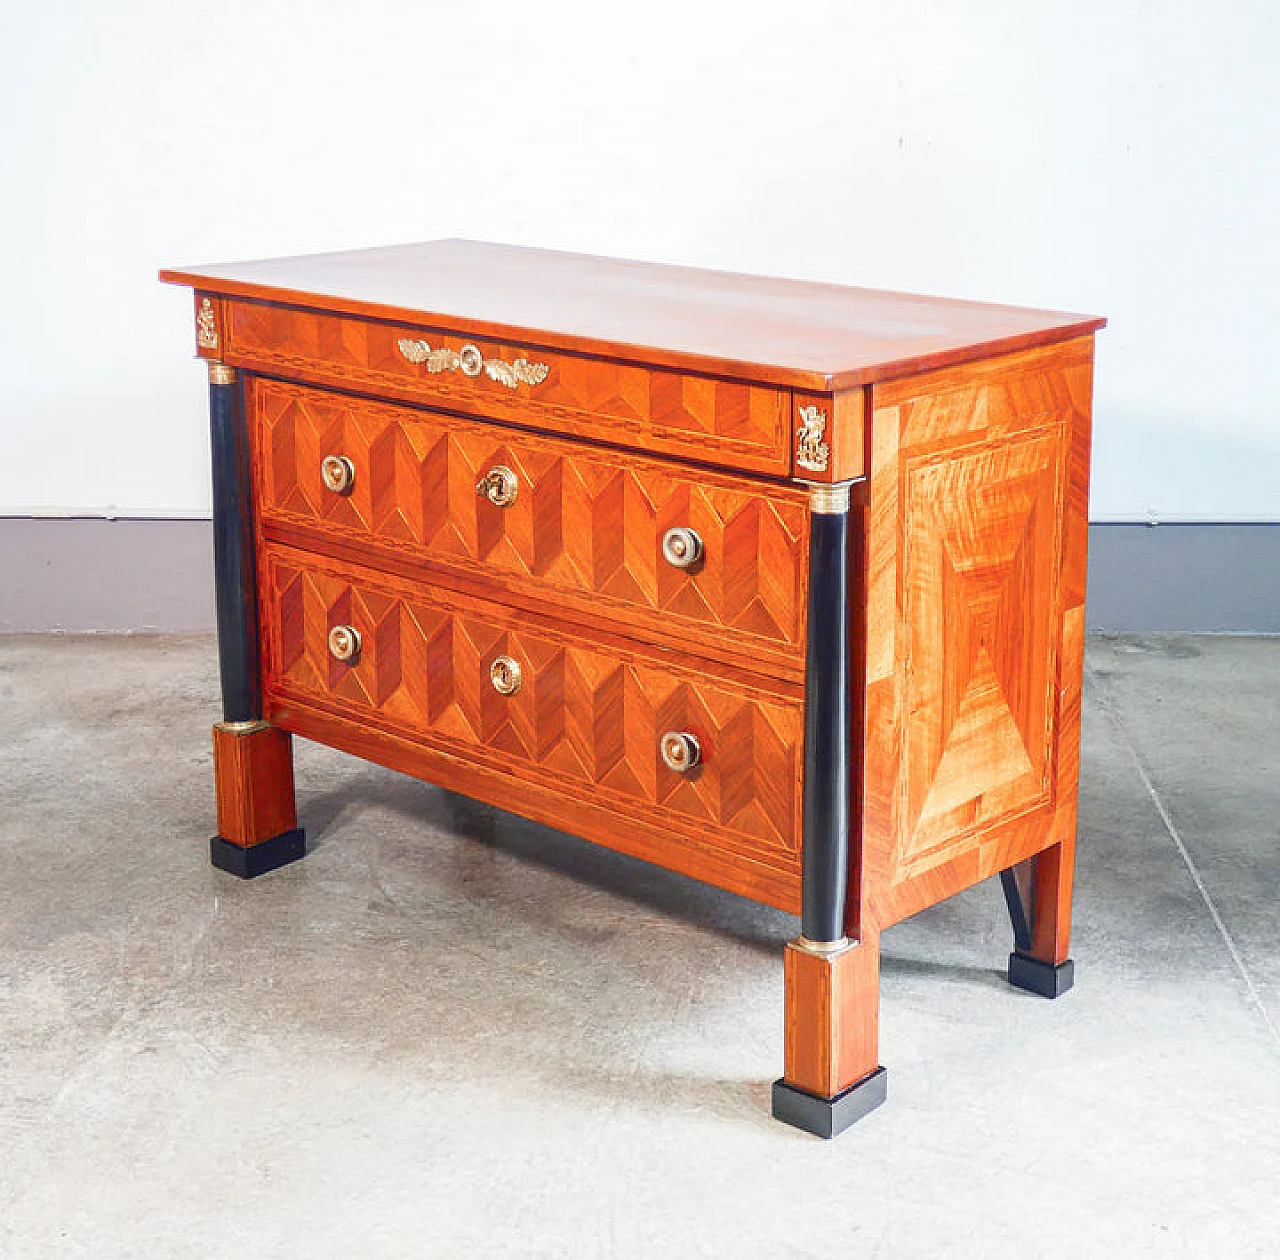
[253,378,809,671]
[226,299,792,475]
[260,545,804,873]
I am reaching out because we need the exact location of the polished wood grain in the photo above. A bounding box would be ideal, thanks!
[211,721,297,847]
[225,300,791,475]
[783,936,880,1098]
[860,337,1095,931]
[259,543,806,881]
[161,239,1104,391]
[251,378,810,676]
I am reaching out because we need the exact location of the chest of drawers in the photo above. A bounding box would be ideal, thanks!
[162,241,1103,1137]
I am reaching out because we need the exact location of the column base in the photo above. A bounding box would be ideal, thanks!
[1008,951,1075,998]
[211,829,307,879]
[771,1067,888,1139]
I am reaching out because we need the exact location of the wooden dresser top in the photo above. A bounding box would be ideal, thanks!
[161,239,1103,391]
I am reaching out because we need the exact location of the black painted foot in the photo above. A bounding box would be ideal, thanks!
[210,829,307,879]
[1008,951,1075,998]
[771,1067,888,1139]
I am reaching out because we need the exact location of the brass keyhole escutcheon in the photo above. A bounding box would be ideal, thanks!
[662,526,704,571]
[321,454,355,495]
[490,655,523,696]
[328,624,362,662]
[660,730,701,773]
[476,465,518,508]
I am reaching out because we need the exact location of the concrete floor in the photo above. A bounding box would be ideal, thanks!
[1,634,1277,1258]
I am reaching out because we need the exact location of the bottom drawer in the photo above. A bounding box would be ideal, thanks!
[260,544,804,899]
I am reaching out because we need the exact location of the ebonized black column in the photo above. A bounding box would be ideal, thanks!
[800,482,853,944]
[1000,866,1034,953]
[208,363,261,723]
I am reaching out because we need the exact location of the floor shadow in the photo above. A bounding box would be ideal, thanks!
[296,772,796,956]
[880,952,1011,992]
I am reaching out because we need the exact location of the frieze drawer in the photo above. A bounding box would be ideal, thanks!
[221,298,792,476]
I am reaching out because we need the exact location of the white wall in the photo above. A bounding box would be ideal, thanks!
[3,0,1276,521]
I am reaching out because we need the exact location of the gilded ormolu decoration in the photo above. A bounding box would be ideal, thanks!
[196,297,219,351]
[397,338,550,390]
[795,404,830,472]
[807,481,851,515]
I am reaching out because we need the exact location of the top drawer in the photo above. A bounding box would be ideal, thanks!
[219,297,792,476]
[251,379,809,679]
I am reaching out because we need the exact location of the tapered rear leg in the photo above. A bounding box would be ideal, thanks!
[1001,837,1075,998]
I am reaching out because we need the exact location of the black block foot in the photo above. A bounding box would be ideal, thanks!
[210,829,307,879]
[1008,951,1075,998]
[771,1067,888,1139]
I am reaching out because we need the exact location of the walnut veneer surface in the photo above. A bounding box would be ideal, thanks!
[163,240,1103,1135]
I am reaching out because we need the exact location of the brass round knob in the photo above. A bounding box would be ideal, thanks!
[490,655,523,695]
[662,527,704,570]
[328,624,362,662]
[320,455,355,495]
[476,465,518,508]
[660,730,701,773]
[458,343,485,377]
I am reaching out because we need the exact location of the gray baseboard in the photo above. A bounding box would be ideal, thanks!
[1,518,215,633]
[1086,523,1279,633]
[2,518,1277,634]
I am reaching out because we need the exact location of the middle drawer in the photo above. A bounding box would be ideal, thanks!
[251,378,809,677]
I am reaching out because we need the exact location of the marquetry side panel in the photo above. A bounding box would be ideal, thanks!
[226,301,792,475]
[260,545,805,874]
[862,338,1096,925]
[252,380,809,672]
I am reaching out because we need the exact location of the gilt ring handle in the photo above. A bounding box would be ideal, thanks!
[321,455,355,495]
[660,730,701,773]
[328,624,362,662]
[662,526,704,571]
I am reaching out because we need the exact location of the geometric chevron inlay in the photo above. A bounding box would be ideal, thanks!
[253,379,809,660]
[262,546,803,867]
